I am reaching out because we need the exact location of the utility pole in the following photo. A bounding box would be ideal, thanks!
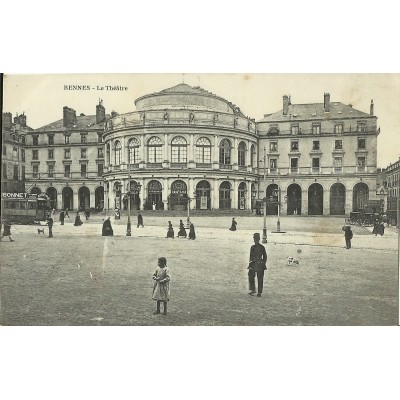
[126,159,131,236]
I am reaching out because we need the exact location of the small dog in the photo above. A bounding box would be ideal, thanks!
[37,228,45,234]
[287,256,299,266]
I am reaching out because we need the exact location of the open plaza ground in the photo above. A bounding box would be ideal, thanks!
[0,214,398,325]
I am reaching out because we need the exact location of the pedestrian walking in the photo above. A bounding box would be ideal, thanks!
[65,208,70,218]
[177,219,187,238]
[152,257,171,315]
[343,225,353,249]
[166,221,174,239]
[74,212,83,226]
[84,209,91,220]
[59,210,65,225]
[248,232,267,297]
[229,217,237,231]
[0,220,15,242]
[102,217,114,236]
[137,212,144,228]
[47,216,54,238]
[188,222,196,240]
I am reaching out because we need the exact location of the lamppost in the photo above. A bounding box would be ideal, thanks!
[271,187,287,233]
[126,179,141,237]
[262,146,267,243]
[187,191,196,228]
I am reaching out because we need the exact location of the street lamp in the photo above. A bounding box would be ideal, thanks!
[187,191,196,228]
[271,187,287,234]
[262,146,267,243]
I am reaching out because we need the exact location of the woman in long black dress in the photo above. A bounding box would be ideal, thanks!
[188,222,196,240]
[166,221,174,239]
[74,212,83,226]
[102,217,114,236]
[177,220,187,238]
[229,217,237,231]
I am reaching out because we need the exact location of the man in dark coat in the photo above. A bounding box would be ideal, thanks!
[59,210,65,225]
[229,217,237,231]
[344,226,353,249]
[1,220,14,242]
[248,232,267,297]
[102,217,114,236]
[47,216,54,238]
[137,212,144,228]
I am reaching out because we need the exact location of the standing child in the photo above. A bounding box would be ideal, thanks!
[152,257,170,315]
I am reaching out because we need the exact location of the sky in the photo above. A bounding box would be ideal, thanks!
[3,73,400,168]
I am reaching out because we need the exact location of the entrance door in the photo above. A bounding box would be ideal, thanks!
[308,183,323,215]
[287,184,302,215]
[195,180,211,210]
[219,181,231,210]
[330,183,346,215]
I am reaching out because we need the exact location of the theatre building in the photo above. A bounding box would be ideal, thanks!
[257,93,380,216]
[103,84,258,211]
[24,102,109,211]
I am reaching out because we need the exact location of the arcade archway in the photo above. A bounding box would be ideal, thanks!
[308,183,323,215]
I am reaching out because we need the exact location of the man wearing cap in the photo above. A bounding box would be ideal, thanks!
[248,232,267,297]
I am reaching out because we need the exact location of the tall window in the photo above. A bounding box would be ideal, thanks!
[148,136,163,163]
[196,137,211,163]
[81,134,87,144]
[312,124,321,135]
[358,138,366,149]
[335,140,343,150]
[334,156,343,172]
[32,136,38,146]
[238,141,246,166]
[106,143,110,165]
[22,166,25,180]
[48,149,54,159]
[98,133,103,143]
[48,164,54,178]
[81,164,87,177]
[290,140,299,152]
[269,141,278,152]
[2,163,7,179]
[312,141,320,150]
[357,156,366,171]
[81,148,87,159]
[334,124,343,134]
[290,157,299,172]
[128,137,140,164]
[21,149,25,162]
[32,150,39,160]
[48,135,54,145]
[114,141,122,165]
[64,164,71,177]
[171,136,187,163]
[312,158,320,172]
[64,135,70,144]
[98,164,104,176]
[291,125,299,135]
[98,147,104,158]
[13,145,18,158]
[219,139,231,165]
[21,136,26,145]
[269,158,277,171]
[64,149,71,159]
[13,165,18,180]
[33,165,39,178]
[251,144,256,167]
[357,123,366,132]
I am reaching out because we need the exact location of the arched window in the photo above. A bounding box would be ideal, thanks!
[171,136,187,163]
[13,145,18,158]
[219,139,231,165]
[238,141,246,166]
[128,137,140,164]
[148,136,163,163]
[114,140,122,165]
[196,137,211,163]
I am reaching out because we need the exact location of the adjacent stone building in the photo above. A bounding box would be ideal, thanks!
[385,158,400,225]
[24,102,109,210]
[257,94,380,215]
[1,112,32,194]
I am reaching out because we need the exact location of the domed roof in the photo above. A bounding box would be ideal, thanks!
[134,84,245,116]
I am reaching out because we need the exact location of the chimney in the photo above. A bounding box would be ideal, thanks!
[14,112,19,124]
[324,93,330,112]
[96,99,106,124]
[283,95,289,116]
[370,99,374,116]
[19,112,27,126]
[2,112,12,130]
[63,106,76,127]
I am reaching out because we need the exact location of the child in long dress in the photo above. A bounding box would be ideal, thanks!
[152,257,170,315]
